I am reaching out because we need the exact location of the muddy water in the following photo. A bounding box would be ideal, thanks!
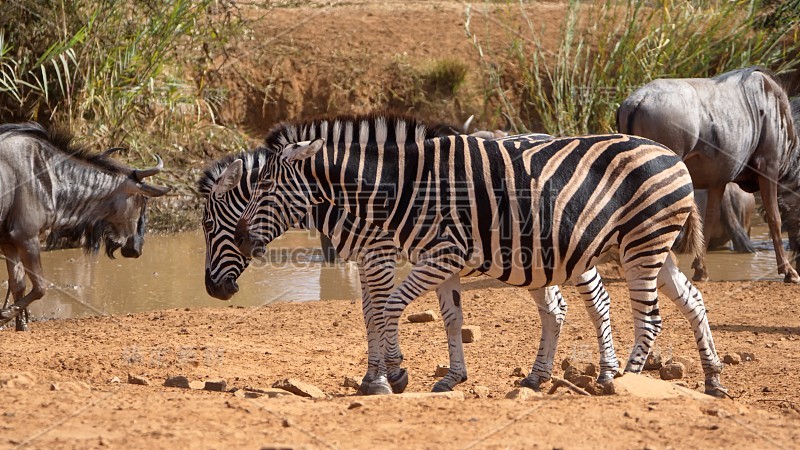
[13,224,785,321]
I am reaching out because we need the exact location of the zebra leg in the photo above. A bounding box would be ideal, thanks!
[357,245,401,395]
[520,286,566,390]
[432,275,467,392]
[623,268,663,374]
[657,257,727,397]
[368,246,466,395]
[573,268,620,383]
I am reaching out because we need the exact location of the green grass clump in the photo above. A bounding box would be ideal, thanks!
[467,0,800,136]
[423,58,469,96]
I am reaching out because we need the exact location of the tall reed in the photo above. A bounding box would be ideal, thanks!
[466,0,799,135]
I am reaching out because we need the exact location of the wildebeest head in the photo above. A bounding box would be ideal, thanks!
[98,154,169,257]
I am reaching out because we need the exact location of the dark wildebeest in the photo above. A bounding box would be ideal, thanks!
[0,123,170,330]
[618,67,800,283]
[691,183,756,252]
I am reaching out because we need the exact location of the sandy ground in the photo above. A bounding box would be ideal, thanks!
[2,279,800,449]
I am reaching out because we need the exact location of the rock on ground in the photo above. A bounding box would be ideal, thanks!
[505,387,542,400]
[659,362,685,381]
[723,353,742,365]
[127,374,150,386]
[164,376,192,388]
[435,365,450,377]
[644,349,663,370]
[408,310,437,323]
[611,373,709,400]
[461,325,481,343]
[342,376,362,389]
[272,378,326,399]
[204,380,227,392]
[470,386,490,398]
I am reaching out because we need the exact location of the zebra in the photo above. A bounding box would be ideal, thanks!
[233,121,728,397]
[199,114,620,394]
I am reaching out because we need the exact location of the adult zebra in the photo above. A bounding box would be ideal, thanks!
[199,115,620,394]
[234,123,728,397]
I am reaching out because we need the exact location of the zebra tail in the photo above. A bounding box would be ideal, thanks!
[674,202,706,259]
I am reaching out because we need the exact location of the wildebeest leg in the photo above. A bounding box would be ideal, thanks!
[692,185,725,281]
[520,286,566,391]
[657,256,726,397]
[1,245,28,331]
[757,176,800,283]
[0,240,46,328]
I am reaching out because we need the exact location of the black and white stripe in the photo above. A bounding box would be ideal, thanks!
[199,115,620,393]
[235,119,726,396]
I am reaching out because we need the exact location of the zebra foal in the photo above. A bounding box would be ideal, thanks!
[200,115,620,394]
[235,128,728,397]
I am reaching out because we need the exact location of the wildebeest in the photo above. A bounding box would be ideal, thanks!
[618,67,800,283]
[690,184,756,252]
[0,123,170,330]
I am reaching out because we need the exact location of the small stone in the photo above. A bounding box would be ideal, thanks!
[723,353,742,365]
[127,374,150,386]
[575,375,595,390]
[563,366,583,385]
[659,362,685,381]
[233,389,246,398]
[461,326,481,343]
[245,391,264,398]
[189,381,205,390]
[644,349,663,370]
[164,375,191,388]
[582,363,598,378]
[762,386,772,393]
[272,378,326,399]
[50,382,59,391]
[282,418,292,427]
[505,387,542,400]
[561,357,575,371]
[668,356,695,373]
[204,380,228,392]
[511,367,526,378]
[435,365,450,377]
[473,293,482,299]
[471,386,490,398]
[348,401,364,410]
[343,376,362,389]
[408,310,437,323]
[765,342,776,348]
[109,376,121,384]
[736,351,756,362]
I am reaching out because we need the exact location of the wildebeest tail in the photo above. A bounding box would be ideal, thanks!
[674,202,705,260]
[720,198,756,253]
[616,98,641,134]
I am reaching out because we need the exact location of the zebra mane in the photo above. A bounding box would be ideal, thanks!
[0,122,129,175]
[262,113,460,151]
[198,114,461,197]
[197,147,272,198]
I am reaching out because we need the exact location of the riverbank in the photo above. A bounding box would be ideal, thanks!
[2,279,799,448]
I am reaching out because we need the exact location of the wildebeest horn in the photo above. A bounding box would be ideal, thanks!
[102,147,126,158]
[463,115,475,133]
[133,155,164,182]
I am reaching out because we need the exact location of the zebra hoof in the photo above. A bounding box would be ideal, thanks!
[388,368,408,394]
[704,379,730,399]
[357,374,377,395]
[519,376,544,392]
[431,380,453,392]
[365,376,393,396]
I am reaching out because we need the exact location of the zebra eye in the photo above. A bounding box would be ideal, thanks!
[203,219,214,231]
[258,180,275,191]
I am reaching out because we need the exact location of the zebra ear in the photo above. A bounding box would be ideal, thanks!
[282,139,324,162]
[213,159,243,194]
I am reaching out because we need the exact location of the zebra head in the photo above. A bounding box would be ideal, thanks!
[199,157,253,300]
[234,140,326,259]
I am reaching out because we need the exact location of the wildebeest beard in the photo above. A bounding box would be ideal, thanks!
[44,221,125,259]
